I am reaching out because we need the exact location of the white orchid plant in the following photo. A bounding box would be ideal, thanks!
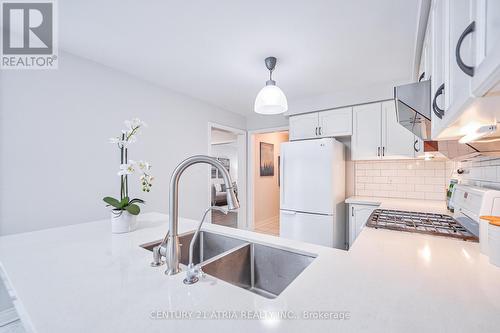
[103,118,153,216]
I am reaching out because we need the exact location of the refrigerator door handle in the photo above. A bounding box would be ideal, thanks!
[281,153,285,206]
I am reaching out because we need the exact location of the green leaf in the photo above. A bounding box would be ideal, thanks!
[126,204,140,215]
[129,198,145,205]
[103,196,121,208]
[119,196,130,208]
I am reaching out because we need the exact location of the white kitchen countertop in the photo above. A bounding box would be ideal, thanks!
[1,212,500,333]
[345,196,449,215]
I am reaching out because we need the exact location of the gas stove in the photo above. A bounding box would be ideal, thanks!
[367,209,478,242]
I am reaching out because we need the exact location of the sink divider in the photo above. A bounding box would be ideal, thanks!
[198,242,251,268]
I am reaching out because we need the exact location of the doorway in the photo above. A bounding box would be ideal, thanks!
[248,128,289,236]
[208,123,246,229]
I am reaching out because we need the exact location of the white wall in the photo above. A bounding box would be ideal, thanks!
[246,113,288,131]
[285,81,405,116]
[0,51,245,235]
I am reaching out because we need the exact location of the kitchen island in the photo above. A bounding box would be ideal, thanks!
[1,212,499,333]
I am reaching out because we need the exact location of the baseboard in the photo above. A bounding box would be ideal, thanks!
[0,307,18,327]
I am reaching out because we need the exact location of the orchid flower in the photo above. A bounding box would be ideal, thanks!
[117,163,135,176]
[136,160,151,171]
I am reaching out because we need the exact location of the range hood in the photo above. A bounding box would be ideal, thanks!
[394,80,431,140]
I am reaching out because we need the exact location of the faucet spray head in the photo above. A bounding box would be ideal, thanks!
[226,187,240,211]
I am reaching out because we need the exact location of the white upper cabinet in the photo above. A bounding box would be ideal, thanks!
[352,101,416,161]
[381,101,416,159]
[472,0,500,96]
[426,0,500,139]
[289,107,352,141]
[430,0,447,138]
[318,107,353,137]
[446,0,475,121]
[352,103,382,160]
[289,113,319,140]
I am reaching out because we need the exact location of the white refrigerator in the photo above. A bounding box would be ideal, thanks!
[279,138,346,249]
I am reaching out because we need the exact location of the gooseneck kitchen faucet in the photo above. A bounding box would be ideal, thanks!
[151,155,240,275]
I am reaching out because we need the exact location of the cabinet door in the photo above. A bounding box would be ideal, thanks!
[352,103,381,161]
[472,0,500,96]
[354,206,376,238]
[318,107,353,137]
[446,0,474,120]
[413,135,424,158]
[430,0,447,139]
[381,101,415,159]
[348,204,377,248]
[289,113,319,141]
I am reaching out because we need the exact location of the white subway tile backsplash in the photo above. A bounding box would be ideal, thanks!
[355,160,447,201]
[356,176,372,183]
[415,169,435,177]
[406,177,425,184]
[451,157,500,189]
[373,176,388,184]
[425,192,445,200]
[415,184,433,192]
[366,169,381,177]
[406,192,425,199]
[380,169,394,176]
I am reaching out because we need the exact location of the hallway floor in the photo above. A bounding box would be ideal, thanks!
[253,216,279,236]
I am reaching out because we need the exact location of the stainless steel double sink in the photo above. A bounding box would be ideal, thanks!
[140,231,316,299]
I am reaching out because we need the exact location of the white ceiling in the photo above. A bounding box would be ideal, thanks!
[60,0,421,116]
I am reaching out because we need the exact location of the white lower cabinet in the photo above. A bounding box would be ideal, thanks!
[348,203,378,249]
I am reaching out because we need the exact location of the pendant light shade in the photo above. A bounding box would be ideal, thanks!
[254,57,288,115]
[254,84,288,115]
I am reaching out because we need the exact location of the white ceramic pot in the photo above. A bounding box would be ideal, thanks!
[111,211,138,234]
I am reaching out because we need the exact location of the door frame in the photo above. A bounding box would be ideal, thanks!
[246,126,289,231]
[207,122,247,229]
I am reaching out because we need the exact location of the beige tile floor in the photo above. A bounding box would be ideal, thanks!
[253,216,279,236]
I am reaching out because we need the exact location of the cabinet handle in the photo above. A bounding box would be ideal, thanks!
[414,140,419,152]
[352,206,354,217]
[315,127,318,136]
[319,127,322,136]
[418,72,425,82]
[432,83,445,119]
[455,21,475,77]
[382,146,385,156]
[377,147,380,156]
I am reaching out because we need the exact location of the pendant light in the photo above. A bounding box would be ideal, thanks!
[254,56,288,115]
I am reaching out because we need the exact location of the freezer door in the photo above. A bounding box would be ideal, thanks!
[280,138,342,215]
[280,210,335,247]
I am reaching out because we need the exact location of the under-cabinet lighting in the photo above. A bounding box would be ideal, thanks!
[458,124,497,144]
